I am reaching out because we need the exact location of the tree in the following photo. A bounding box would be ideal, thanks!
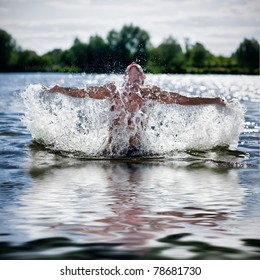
[189,42,211,68]
[1,27,259,74]
[86,35,109,73]
[15,50,48,72]
[147,37,184,73]
[60,49,78,71]
[0,29,18,71]
[69,38,88,72]
[107,24,151,72]
[233,38,259,71]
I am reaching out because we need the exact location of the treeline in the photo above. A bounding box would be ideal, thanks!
[0,25,259,74]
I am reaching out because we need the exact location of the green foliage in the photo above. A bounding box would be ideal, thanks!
[147,37,185,73]
[106,24,151,72]
[0,29,18,71]
[69,38,88,72]
[14,50,49,71]
[0,27,259,74]
[233,38,259,71]
[86,35,110,73]
[189,43,210,68]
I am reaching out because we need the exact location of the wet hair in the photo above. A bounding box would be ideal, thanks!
[124,63,144,74]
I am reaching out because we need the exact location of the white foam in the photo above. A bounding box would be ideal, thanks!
[145,99,245,153]
[21,84,245,157]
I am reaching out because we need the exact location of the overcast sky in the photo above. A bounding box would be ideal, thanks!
[0,0,259,56]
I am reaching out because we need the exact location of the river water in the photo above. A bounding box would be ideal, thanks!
[0,73,259,259]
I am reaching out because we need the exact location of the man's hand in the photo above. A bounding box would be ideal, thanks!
[214,97,226,106]
[48,85,61,93]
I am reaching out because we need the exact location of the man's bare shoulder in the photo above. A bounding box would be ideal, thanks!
[89,82,117,99]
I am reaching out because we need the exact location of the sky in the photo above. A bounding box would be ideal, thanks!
[0,0,259,56]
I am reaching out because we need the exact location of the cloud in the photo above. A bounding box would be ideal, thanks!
[0,0,259,55]
[0,7,8,13]
[44,0,92,11]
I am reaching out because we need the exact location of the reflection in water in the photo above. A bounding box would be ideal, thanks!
[3,145,253,260]
[1,73,259,259]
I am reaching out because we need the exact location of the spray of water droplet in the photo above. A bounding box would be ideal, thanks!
[21,84,245,158]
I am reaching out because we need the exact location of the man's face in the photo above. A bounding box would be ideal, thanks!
[125,66,146,85]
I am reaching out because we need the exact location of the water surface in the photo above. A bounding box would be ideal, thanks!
[0,73,259,259]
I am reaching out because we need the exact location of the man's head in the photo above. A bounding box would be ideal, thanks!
[124,62,146,85]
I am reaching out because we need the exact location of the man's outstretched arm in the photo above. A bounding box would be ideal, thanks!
[48,83,116,99]
[148,86,225,106]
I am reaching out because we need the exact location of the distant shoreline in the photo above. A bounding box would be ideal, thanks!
[1,26,259,75]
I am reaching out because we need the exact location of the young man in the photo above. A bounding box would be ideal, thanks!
[48,62,225,154]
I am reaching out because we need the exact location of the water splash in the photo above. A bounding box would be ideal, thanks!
[21,83,245,157]
[145,99,245,153]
